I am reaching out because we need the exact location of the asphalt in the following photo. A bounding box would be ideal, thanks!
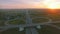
[31,28,39,34]
[25,10,38,34]
[26,28,32,34]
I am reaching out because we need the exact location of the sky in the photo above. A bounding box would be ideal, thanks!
[0,0,60,9]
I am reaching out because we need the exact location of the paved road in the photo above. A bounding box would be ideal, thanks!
[50,21,60,23]
[0,20,60,28]
[4,17,19,25]
[26,28,32,34]
[25,10,32,34]
[31,28,39,34]
[44,24,60,29]
[25,10,38,34]
[25,10,32,25]
[0,19,60,31]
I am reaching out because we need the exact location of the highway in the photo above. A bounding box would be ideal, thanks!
[0,18,60,32]
[26,28,32,34]
[44,24,60,29]
[31,28,39,34]
[25,10,38,34]
[25,10,32,34]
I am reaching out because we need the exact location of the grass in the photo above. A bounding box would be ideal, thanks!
[30,12,50,23]
[30,13,60,22]
[48,14,60,21]
[29,11,60,22]
[32,18,49,23]
[30,13,48,18]
[36,25,60,34]
[1,28,25,34]
[8,18,26,25]
[7,14,26,25]
[0,11,26,25]
[0,20,5,26]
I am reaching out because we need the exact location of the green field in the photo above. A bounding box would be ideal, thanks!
[30,12,48,18]
[8,18,26,25]
[32,17,49,23]
[29,11,60,23]
[48,14,60,21]
[36,25,60,34]
[29,11,50,23]
[0,11,26,26]
[0,20,5,26]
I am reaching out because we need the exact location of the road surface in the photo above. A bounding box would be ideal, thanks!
[25,10,38,34]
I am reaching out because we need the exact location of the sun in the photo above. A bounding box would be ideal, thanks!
[47,3,58,9]
[42,0,60,9]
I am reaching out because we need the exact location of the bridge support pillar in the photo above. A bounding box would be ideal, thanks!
[36,25,41,29]
[19,27,24,31]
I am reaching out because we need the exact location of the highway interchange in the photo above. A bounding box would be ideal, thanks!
[0,10,60,34]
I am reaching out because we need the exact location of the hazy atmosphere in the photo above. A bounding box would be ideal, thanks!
[0,0,60,34]
[0,0,60,9]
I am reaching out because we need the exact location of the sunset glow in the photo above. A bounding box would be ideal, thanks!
[0,0,60,9]
[43,0,60,9]
[47,3,60,9]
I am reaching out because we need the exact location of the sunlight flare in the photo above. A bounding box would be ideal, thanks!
[42,0,60,9]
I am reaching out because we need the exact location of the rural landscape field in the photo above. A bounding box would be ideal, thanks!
[0,9,60,34]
